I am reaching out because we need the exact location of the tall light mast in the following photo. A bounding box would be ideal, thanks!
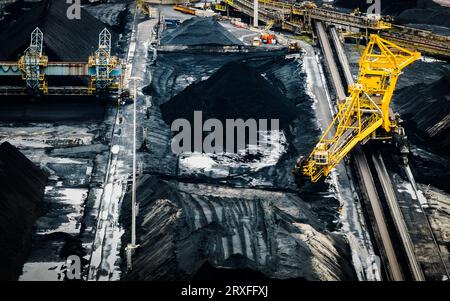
[126,78,139,270]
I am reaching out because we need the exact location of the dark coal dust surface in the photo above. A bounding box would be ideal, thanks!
[142,51,340,229]
[160,17,244,47]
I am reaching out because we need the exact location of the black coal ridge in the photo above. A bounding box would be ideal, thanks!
[120,174,356,281]
[393,71,450,192]
[397,7,450,28]
[335,0,450,27]
[394,73,450,153]
[160,61,299,131]
[160,17,244,47]
[334,0,439,15]
[0,0,118,61]
[0,142,48,280]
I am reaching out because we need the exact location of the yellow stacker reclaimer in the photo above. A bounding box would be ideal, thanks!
[293,34,421,183]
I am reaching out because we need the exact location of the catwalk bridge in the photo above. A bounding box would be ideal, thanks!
[221,0,450,58]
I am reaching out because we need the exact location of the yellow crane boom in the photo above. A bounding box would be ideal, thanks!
[294,34,421,183]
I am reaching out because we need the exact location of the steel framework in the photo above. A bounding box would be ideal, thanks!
[88,28,119,94]
[18,27,48,95]
[295,35,421,182]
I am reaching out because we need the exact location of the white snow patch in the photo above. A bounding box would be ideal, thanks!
[177,74,197,86]
[179,130,287,177]
[111,145,120,155]
[19,262,65,281]
[0,138,52,149]
[397,182,418,200]
[37,188,87,235]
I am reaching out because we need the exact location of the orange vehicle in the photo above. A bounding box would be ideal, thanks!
[261,33,276,44]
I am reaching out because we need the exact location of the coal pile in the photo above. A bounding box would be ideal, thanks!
[160,17,243,47]
[394,73,450,152]
[394,73,450,192]
[121,175,356,281]
[335,0,424,15]
[84,3,127,28]
[397,7,450,28]
[0,142,47,280]
[335,0,450,27]
[160,61,299,131]
[142,52,318,188]
[0,0,118,61]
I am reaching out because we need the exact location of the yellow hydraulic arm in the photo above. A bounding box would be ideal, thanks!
[264,20,275,31]
[294,34,421,183]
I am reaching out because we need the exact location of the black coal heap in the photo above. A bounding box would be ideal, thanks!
[0,0,118,61]
[0,142,47,280]
[160,17,243,47]
[160,61,299,130]
[395,74,450,152]
[335,0,450,27]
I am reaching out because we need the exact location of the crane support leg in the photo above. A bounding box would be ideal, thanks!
[18,27,48,95]
[88,28,120,94]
